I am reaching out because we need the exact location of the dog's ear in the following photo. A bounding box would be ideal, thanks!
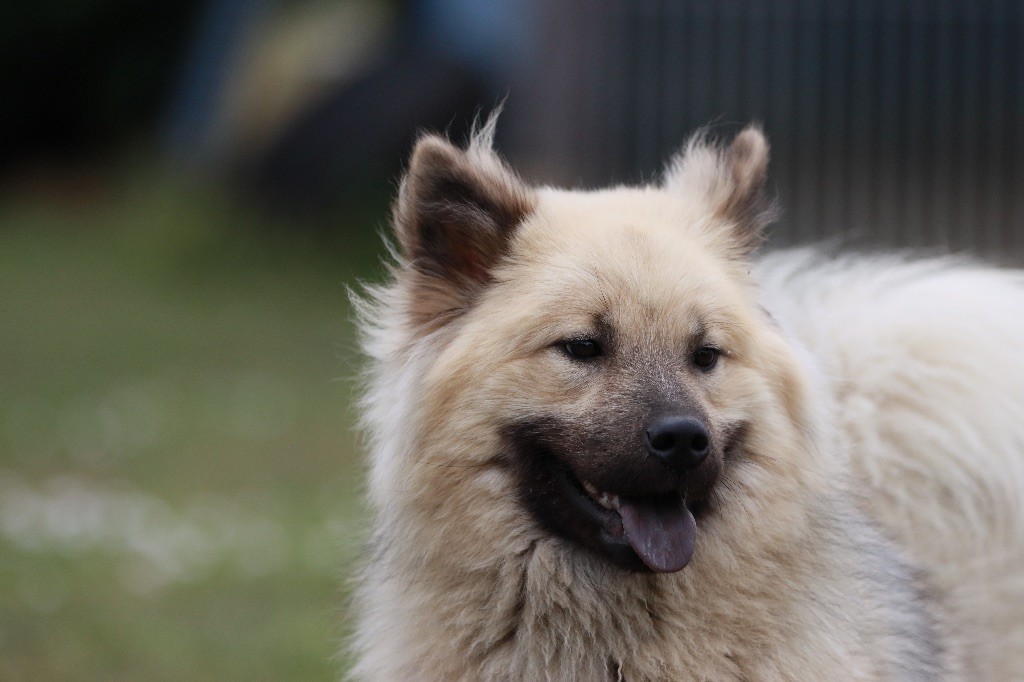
[393,131,534,329]
[662,126,778,256]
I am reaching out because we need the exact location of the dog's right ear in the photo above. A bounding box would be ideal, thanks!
[393,134,534,330]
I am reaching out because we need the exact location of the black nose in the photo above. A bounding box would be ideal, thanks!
[644,416,711,474]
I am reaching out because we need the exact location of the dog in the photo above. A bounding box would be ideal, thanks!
[350,115,1024,680]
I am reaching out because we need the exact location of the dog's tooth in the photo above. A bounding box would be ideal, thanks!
[582,480,621,511]
[582,480,601,498]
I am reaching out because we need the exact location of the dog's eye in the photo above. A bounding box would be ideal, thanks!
[563,339,603,360]
[692,346,719,370]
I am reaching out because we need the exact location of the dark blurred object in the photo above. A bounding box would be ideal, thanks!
[0,0,203,174]
[163,0,536,217]
[243,0,535,216]
[245,29,491,215]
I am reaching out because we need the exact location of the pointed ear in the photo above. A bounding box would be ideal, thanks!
[662,126,777,254]
[393,132,534,329]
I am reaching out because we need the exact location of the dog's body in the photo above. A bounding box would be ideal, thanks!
[351,119,1024,680]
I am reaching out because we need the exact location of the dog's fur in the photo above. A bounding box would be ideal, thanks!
[351,116,1024,680]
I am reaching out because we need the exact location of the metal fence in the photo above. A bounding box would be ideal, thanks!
[512,0,1024,262]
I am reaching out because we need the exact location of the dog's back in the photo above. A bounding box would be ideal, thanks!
[757,250,1024,678]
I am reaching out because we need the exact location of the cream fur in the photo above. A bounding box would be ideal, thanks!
[756,251,1024,680]
[350,124,1023,680]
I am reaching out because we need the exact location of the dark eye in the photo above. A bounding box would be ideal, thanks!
[563,339,603,360]
[692,346,719,370]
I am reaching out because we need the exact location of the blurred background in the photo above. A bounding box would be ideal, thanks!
[3,1,1023,679]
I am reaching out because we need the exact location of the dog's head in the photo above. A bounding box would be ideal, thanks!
[363,118,819,575]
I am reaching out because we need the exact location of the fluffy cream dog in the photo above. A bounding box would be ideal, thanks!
[351,116,1024,680]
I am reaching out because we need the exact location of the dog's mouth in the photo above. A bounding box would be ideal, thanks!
[548,457,697,573]
[506,418,723,574]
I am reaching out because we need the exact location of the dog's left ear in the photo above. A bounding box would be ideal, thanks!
[662,126,778,255]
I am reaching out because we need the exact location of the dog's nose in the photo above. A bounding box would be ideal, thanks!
[644,416,710,474]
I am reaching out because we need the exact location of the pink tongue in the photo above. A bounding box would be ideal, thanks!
[617,493,696,573]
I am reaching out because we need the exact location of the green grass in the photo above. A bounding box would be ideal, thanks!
[0,170,387,680]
